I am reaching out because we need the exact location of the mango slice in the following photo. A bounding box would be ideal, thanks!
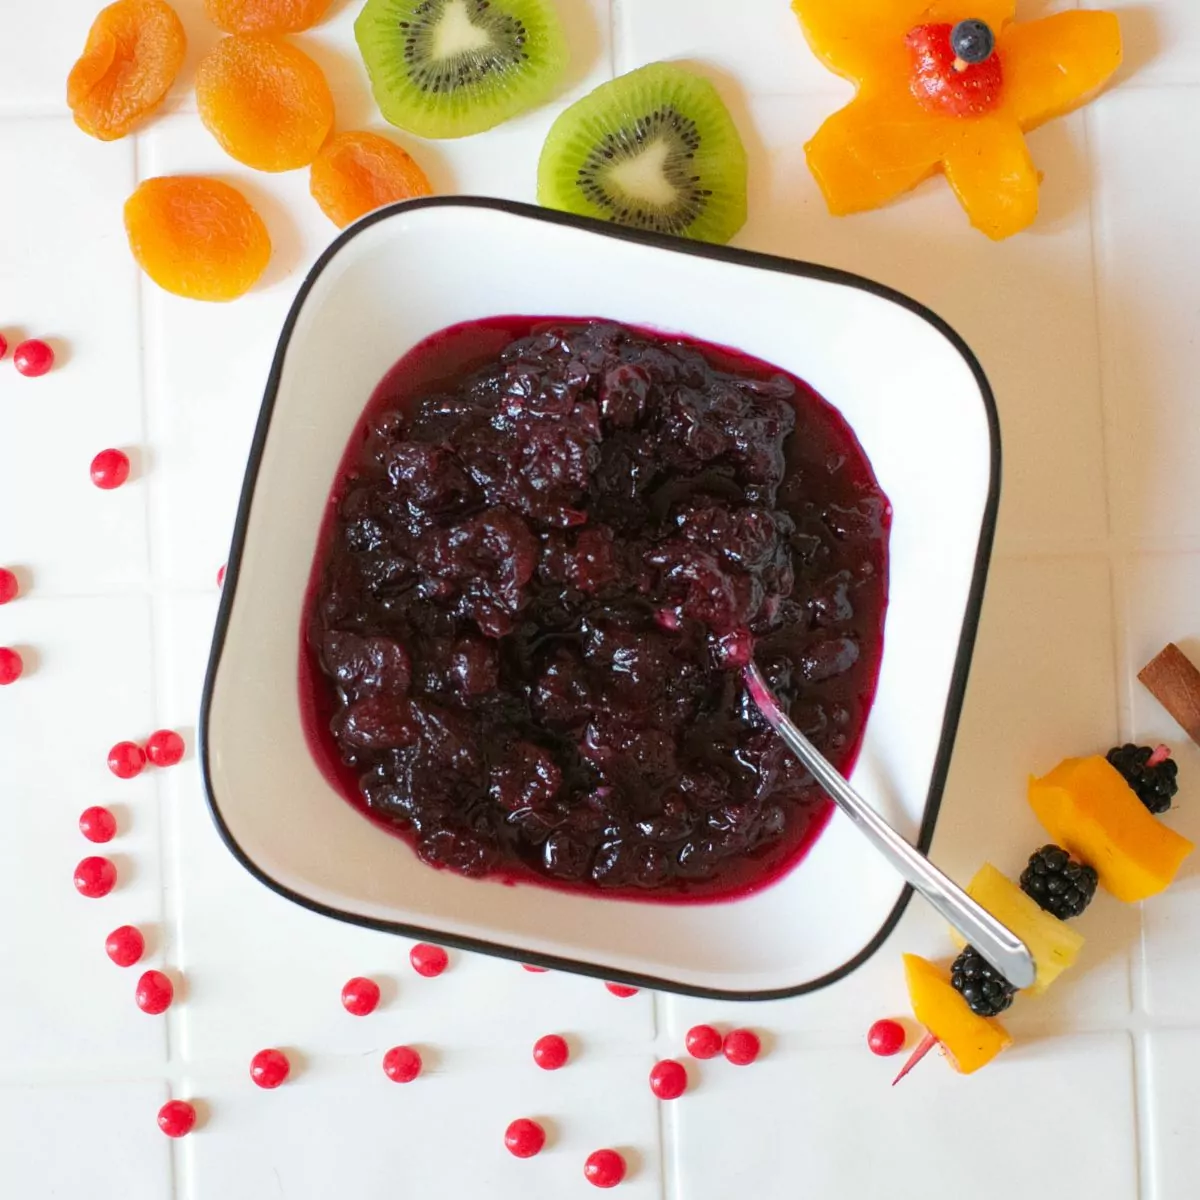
[792,2,1123,238]
[1029,756,1194,903]
[903,954,1011,1074]
[949,863,1083,995]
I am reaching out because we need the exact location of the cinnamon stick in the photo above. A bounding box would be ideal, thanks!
[1138,643,1200,748]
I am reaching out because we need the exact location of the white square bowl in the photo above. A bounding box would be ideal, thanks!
[200,198,999,1000]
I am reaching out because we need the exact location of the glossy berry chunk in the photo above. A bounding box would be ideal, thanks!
[867,1018,906,1057]
[341,976,381,1016]
[722,1028,761,1066]
[136,969,174,1014]
[0,648,23,686]
[409,943,448,977]
[685,1024,722,1060]
[91,449,131,490]
[951,19,996,64]
[250,1048,290,1088]
[382,1045,421,1083]
[146,729,185,767]
[216,564,227,588]
[605,982,638,998]
[157,1099,196,1138]
[106,924,146,967]
[108,741,147,779]
[649,1059,687,1100]
[0,568,18,605]
[505,1118,546,1159]
[12,339,54,377]
[584,1149,626,1189]
[533,1034,569,1071]
[522,964,548,973]
[74,856,117,898]
[309,319,889,901]
[79,805,117,843]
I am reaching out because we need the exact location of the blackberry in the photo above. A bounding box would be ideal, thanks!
[950,946,1016,1017]
[1020,844,1098,920]
[1106,743,1179,815]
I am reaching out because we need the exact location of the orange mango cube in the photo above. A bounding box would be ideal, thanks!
[903,954,1011,1075]
[1029,756,1194,904]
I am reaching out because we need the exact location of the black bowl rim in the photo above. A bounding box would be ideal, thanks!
[198,195,1001,1003]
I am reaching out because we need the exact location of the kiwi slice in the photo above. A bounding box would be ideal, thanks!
[537,62,748,245]
[355,0,568,139]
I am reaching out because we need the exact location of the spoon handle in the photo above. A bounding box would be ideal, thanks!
[744,664,1036,991]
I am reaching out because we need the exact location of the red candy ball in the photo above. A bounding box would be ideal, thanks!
[79,805,117,843]
[157,1100,196,1138]
[13,339,54,377]
[504,1118,546,1159]
[0,647,23,686]
[0,568,18,605]
[250,1048,290,1089]
[685,1024,722,1060]
[74,855,117,898]
[216,564,227,588]
[341,976,381,1016]
[136,970,174,1014]
[605,982,638,998]
[91,449,131,490]
[0,333,7,359]
[522,964,547,973]
[145,729,185,767]
[649,1059,688,1100]
[533,1034,569,1071]
[584,1149,626,1189]
[722,1028,761,1066]
[108,740,146,779]
[106,924,145,967]
[867,1019,907,1057]
[409,942,448,977]
[382,1045,422,1083]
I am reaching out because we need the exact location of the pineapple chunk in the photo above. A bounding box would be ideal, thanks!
[903,954,1011,1075]
[1029,756,1194,903]
[949,863,1084,995]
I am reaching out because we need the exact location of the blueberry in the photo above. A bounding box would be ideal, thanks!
[951,19,995,65]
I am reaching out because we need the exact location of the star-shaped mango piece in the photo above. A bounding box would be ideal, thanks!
[791,2,1123,239]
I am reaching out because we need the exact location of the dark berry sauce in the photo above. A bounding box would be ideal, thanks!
[300,318,890,902]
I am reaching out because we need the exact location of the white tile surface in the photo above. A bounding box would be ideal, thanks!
[614,0,828,94]
[185,1053,661,1199]
[671,1034,1137,1200]
[0,1079,171,1200]
[0,596,167,1074]
[1146,1031,1200,1200]
[3,0,1200,1196]
[1094,89,1200,544]
[0,119,149,594]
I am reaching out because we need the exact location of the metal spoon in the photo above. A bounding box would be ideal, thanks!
[744,662,1036,990]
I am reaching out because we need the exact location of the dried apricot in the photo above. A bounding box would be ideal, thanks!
[124,176,272,301]
[309,131,433,228]
[196,35,334,172]
[67,0,186,141]
[204,0,333,34]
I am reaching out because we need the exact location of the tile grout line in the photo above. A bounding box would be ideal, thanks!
[131,129,185,1200]
[1081,92,1154,1200]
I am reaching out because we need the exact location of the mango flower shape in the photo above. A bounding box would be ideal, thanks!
[791,1,1122,239]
